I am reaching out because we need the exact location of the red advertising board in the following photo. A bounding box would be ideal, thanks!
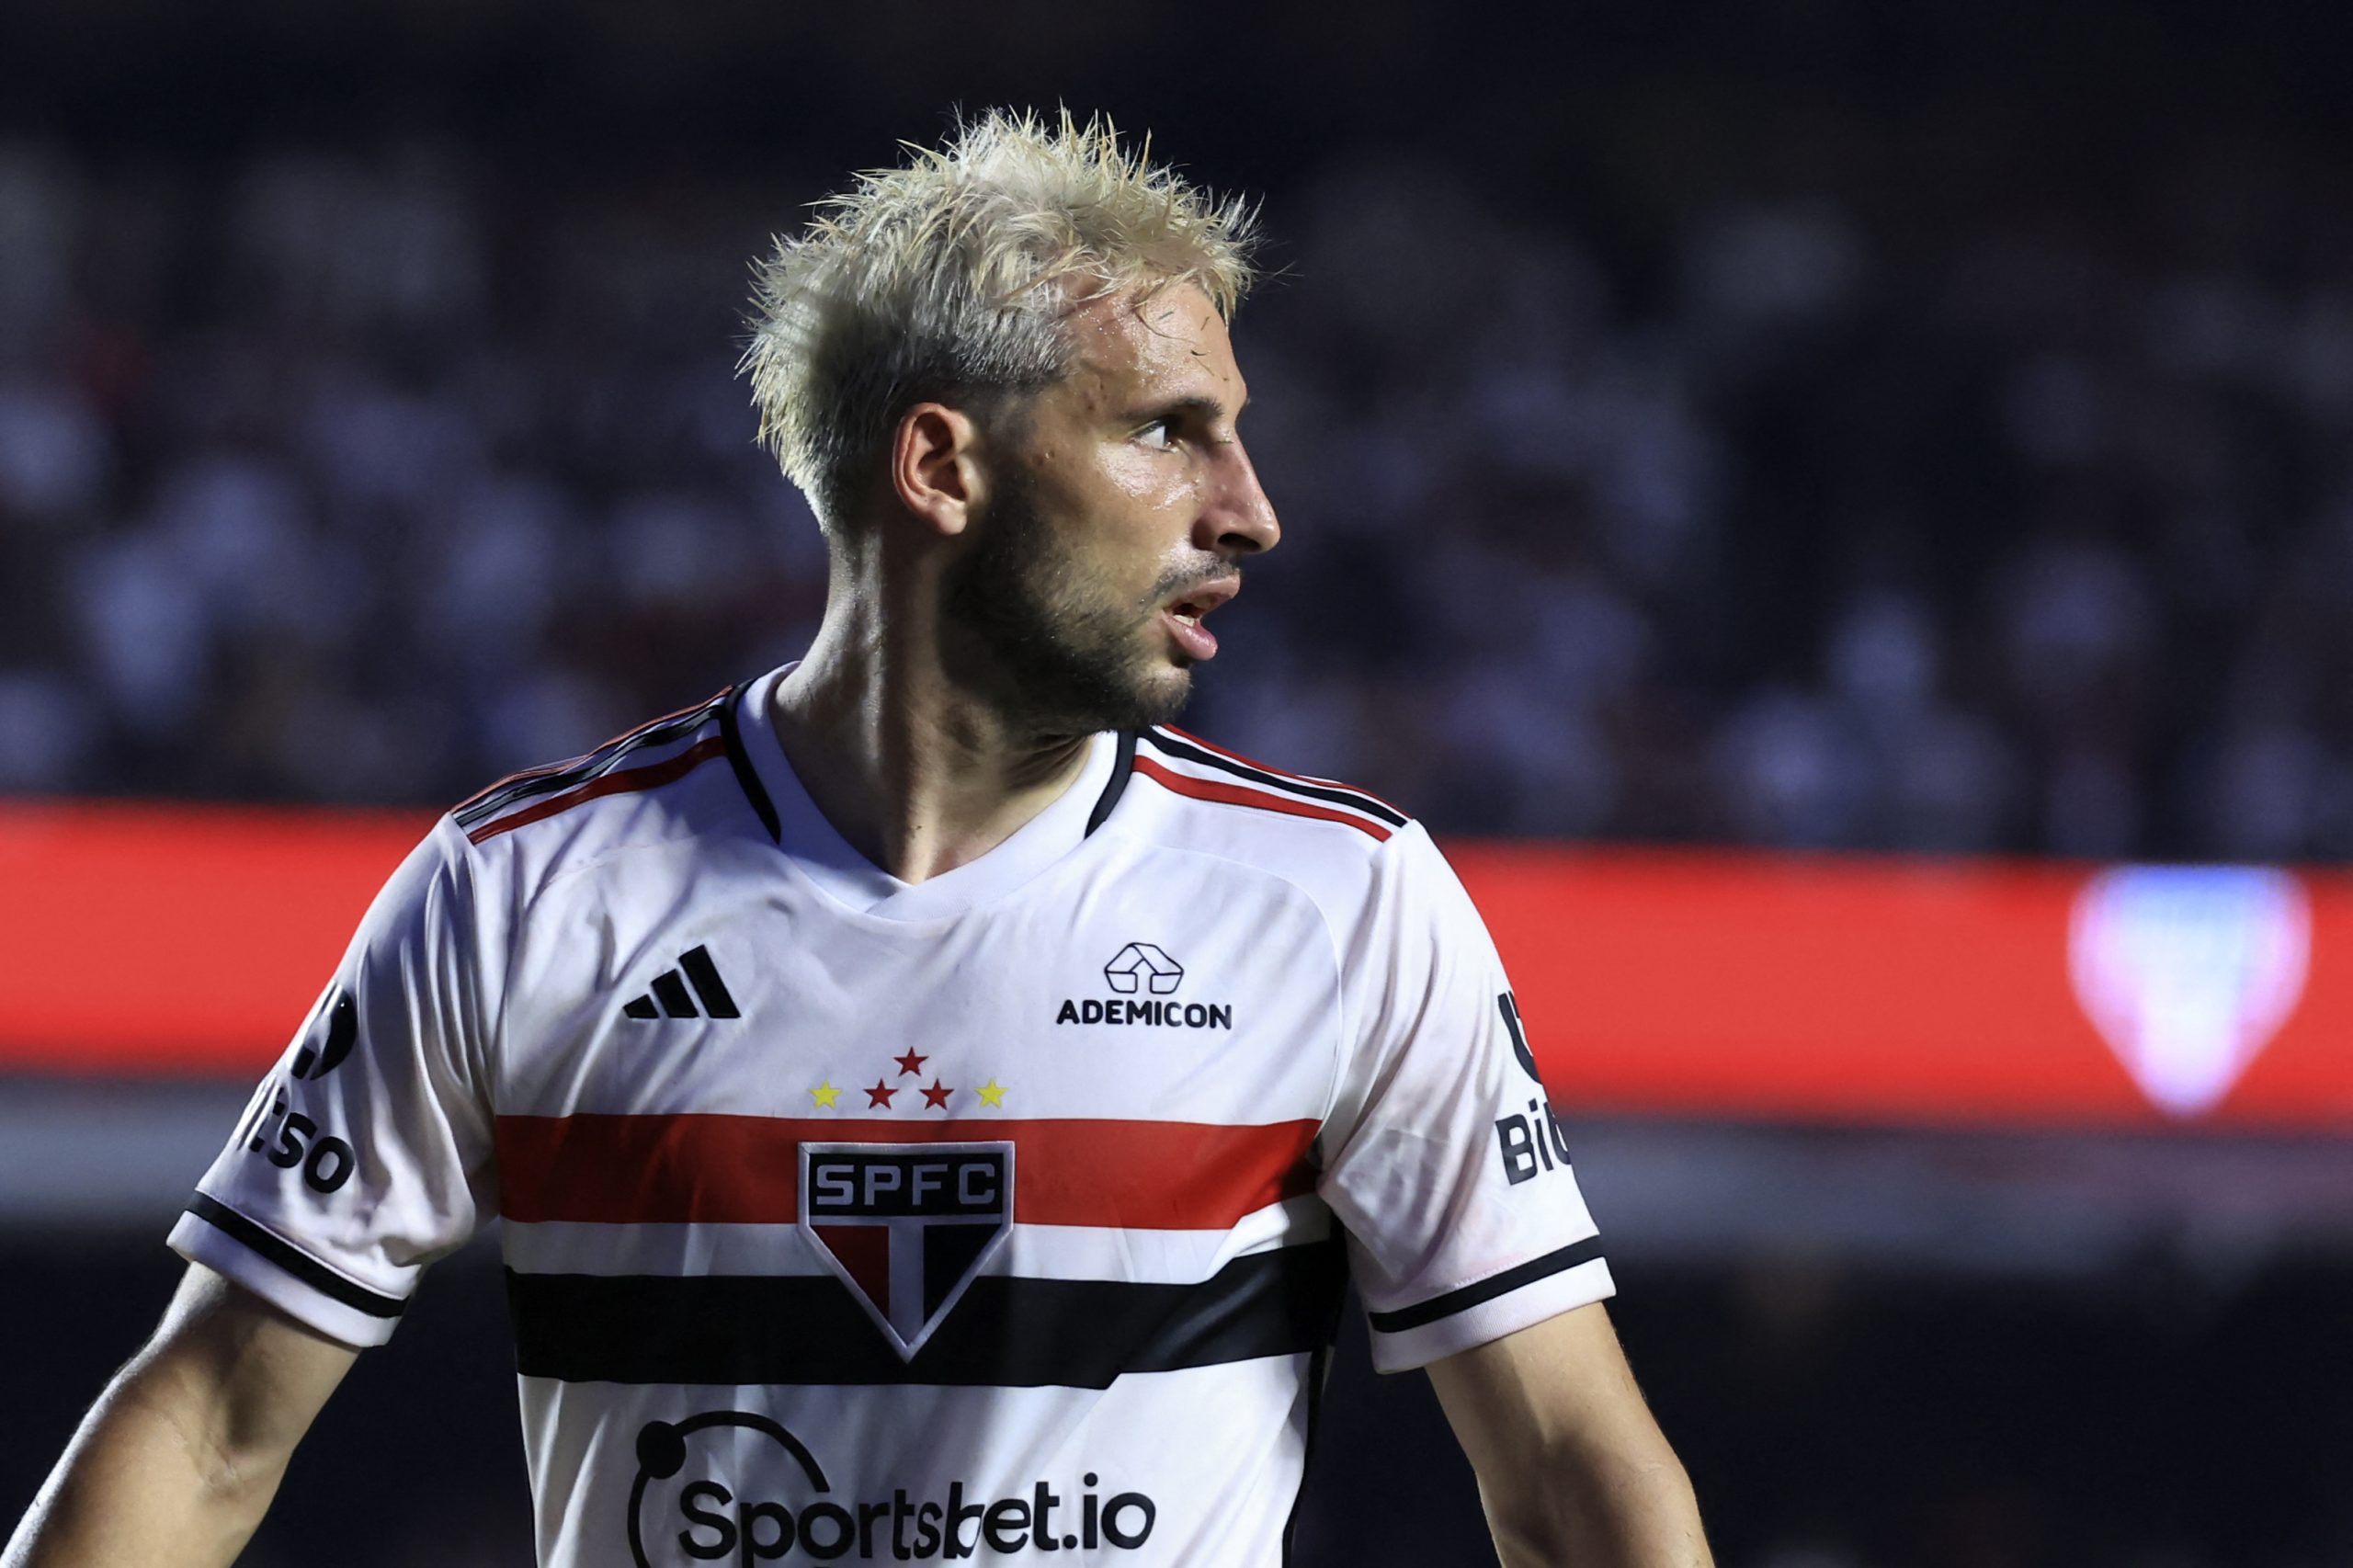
[3,802,2347,1129]
[1449,845,2353,1129]
[0,802,429,1075]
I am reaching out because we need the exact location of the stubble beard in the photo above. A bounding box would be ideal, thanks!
[942,479,1202,739]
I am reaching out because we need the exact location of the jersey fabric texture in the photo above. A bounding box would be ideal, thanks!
[171,666,1616,1567]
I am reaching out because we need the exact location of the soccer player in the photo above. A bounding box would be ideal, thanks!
[6,112,1711,1567]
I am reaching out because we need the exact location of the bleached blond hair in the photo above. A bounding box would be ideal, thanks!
[743,108,1259,530]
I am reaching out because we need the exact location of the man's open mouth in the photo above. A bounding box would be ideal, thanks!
[1161,578,1238,660]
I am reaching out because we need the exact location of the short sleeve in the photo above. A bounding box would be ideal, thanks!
[1317,824,1615,1372]
[167,815,498,1347]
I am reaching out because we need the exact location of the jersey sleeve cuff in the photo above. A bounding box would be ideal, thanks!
[168,1194,409,1349]
[1362,1236,1616,1373]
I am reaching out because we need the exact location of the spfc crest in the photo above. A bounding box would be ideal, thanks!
[799,1142,1014,1360]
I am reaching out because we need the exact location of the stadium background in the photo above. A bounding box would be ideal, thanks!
[7,1,2353,1562]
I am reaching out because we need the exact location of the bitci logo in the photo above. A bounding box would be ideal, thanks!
[628,1410,1157,1563]
[799,1143,1013,1360]
[1489,992,1572,1186]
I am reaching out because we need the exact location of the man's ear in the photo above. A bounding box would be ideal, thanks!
[890,403,990,539]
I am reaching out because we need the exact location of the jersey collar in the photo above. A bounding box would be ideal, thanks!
[732,665,1120,922]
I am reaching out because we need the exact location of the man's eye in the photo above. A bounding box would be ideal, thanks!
[1135,419,1176,450]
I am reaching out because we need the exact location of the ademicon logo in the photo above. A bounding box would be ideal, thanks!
[1054,943,1233,1030]
[628,1412,1157,1563]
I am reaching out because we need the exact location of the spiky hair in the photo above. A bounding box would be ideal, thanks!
[743,108,1259,530]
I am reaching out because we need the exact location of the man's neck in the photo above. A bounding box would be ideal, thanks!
[770,613,1095,886]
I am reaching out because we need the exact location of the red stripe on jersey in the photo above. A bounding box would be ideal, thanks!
[494,1113,1321,1230]
[1131,756,1394,842]
[465,735,729,844]
[1159,725,1406,815]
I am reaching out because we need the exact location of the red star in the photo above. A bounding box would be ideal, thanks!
[865,1080,897,1108]
[921,1080,953,1110]
[893,1049,928,1077]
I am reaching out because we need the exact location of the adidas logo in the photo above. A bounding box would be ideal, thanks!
[622,945,740,1020]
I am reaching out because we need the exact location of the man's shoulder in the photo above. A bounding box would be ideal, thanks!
[1109,724,1425,901]
[1122,724,1411,843]
[447,686,774,875]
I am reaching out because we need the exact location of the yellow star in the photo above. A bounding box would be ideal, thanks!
[974,1078,1007,1108]
[810,1081,840,1109]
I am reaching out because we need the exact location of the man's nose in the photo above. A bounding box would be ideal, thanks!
[1199,437,1280,557]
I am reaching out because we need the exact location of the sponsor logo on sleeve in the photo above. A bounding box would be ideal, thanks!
[1496,991,1541,1083]
[290,987,360,1079]
[239,983,362,1194]
[629,1411,1157,1562]
[1494,1096,1574,1187]
[243,1090,358,1195]
[1492,994,1571,1185]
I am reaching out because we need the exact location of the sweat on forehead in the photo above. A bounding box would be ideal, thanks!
[1030,283,1249,426]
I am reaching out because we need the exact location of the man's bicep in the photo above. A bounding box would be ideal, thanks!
[1426,1301,1676,1481]
[137,1261,361,1467]
[1427,1303,1712,1566]
[1,1264,359,1566]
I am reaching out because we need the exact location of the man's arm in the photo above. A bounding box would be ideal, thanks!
[1427,1301,1711,1568]
[4,1261,358,1568]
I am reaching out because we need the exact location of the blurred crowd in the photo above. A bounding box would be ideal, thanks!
[10,89,2353,864]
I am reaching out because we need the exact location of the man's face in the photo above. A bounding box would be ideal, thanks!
[944,281,1280,736]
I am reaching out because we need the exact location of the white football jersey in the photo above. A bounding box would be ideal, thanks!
[172,665,1614,1567]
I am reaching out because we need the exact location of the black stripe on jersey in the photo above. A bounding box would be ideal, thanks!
[717,685,783,844]
[185,1195,407,1320]
[1364,1235,1605,1335]
[1139,730,1409,828]
[455,699,724,829]
[1280,1342,1331,1566]
[1084,731,1139,836]
[507,1238,1347,1388]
